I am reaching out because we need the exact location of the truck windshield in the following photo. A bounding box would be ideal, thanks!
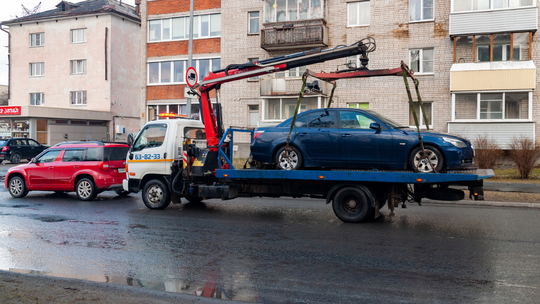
[133,124,167,151]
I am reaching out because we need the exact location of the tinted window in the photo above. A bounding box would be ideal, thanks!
[0,140,7,145]
[340,111,376,129]
[10,139,26,146]
[28,139,40,147]
[106,147,129,161]
[133,124,167,151]
[37,150,61,163]
[308,110,335,128]
[62,149,85,162]
[280,114,308,128]
[85,148,103,161]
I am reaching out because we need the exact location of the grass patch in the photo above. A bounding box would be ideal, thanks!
[489,168,540,184]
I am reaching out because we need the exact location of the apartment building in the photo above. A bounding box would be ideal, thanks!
[218,0,538,155]
[141,0,221,121]
[0,0,141,144]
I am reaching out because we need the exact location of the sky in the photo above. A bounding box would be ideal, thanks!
[0,0,136,86]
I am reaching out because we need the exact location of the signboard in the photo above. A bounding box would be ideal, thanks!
[186,67,198,87]
[0,106,21,115]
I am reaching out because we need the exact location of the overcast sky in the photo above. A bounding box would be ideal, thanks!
[0,0,136,86]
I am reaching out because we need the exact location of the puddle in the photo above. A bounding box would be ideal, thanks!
[3,268,261,302]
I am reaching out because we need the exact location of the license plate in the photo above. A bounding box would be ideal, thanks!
[118,168,126,173]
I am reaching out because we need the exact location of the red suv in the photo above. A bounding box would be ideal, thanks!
[5,142,130,201]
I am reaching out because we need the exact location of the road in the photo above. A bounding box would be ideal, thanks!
[0,185,539,303]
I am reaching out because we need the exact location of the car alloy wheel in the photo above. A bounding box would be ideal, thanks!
[276,146,303,170]
[76,178,97,201]
[9,176,28,198]
[411,145,443,173]
[10,153,21,164]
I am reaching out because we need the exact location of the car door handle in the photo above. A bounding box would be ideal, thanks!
[341,134,351,137]
[74,165,79,169]
[48,166,54,170]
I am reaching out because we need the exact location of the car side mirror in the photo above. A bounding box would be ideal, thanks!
[369,123,381,130]
[30,158,35,163]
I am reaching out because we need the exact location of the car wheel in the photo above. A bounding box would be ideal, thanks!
[142,179,171,209]
[10,153,21,164]
[0,160,3,164]
[8,176,29,198]
[114,188,130,197]
[76,178,97,201]
[332,187,374,223]
[275,146,303,170]
[409,145,444,173]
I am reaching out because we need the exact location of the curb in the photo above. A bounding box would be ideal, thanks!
[423,199,540,208]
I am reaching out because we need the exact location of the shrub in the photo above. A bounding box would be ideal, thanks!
[507,136,540,179]
[473,134,502,169]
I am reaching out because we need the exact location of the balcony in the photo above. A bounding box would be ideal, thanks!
[261,19,328,51]
[450,6,537,36]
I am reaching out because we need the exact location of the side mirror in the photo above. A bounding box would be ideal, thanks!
[30,158,35,163]
[369,122,381,130]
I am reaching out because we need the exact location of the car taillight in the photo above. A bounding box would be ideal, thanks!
[98,161,109,171]
[1,146,8,152]
[253,131,264,140]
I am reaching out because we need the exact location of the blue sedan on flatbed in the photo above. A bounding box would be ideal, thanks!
[250,108,474,173]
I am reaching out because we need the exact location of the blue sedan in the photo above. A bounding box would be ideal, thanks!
[250,108,474,173]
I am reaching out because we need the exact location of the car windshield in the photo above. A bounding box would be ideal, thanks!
[365,110,406,129]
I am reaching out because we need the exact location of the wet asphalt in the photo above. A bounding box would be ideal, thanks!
[0,185,539,303]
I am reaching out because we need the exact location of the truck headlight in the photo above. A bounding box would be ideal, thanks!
[443,137,467,148]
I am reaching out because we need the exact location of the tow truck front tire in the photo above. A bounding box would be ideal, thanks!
[332,187,374,223]
[142,179,171,209]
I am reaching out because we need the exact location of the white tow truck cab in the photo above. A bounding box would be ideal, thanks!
[123,117,206,205]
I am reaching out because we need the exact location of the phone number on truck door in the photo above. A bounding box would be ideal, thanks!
[134,153,161,160]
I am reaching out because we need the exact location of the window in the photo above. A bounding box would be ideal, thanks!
[410,0,433,22]
[30,62,44,76]
[264,0,325,22]
[453,0,533,12]
[133,124,167,152]
[455,32,530,63]
[70,60,87,74]
[70,91,87,105]
[148,104,201,121]
[410,48,434,74]
[30,33,44,47]
[249,105,260,126]
[148,58,221,84]
[71,28,87,43]
[340,110,376,129]
[409,102,432,128]
[348,1,370,26]
[275,66,307,78]
[454,92,530,120]
[36,150,61,163]
[248,12,260,34]
[149,14,221,42]
[30,93,44,105]
[85,148,103,161]
[265,97,318,120]
[248,58,260,80]
[348,103,369,109]
[308,110,335,128]
[62,149,85,162]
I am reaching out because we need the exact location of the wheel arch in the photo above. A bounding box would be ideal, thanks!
[325,183,376,208]
[140,174,171,193]
[74,174,95,188]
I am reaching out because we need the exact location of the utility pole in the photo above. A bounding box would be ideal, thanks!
[186,0,194,117]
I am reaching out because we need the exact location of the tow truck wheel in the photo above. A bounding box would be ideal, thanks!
[275,146,303,170]
[332,187,374,223]
[142,179,171,209]
[409,145,444,173]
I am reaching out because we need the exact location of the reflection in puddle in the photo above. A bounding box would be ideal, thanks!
[6,268,244,302]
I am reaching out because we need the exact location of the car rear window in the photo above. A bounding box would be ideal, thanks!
[63,149,85,162]
[0,140,6,145]
[85,148,103,161]
[106,147,129,161]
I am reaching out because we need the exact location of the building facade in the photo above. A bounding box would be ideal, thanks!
[219,0,539,155]
[0,0,142,145]
[140,0,221,122]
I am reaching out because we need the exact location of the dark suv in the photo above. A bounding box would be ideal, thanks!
[0,138,48,164]
[6,141,130,201]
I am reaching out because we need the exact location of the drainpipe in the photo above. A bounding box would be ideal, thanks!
[186,0,194,116]
[0,24,10,102]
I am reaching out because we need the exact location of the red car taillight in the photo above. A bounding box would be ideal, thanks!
[1,146,8,152]
[98,161,109,171]
[253,131,264,140]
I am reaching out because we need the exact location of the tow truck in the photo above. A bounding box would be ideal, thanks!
[123,38,494,223]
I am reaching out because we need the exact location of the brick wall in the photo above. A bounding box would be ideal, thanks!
[147,38,221,57]
[148,0,220,15]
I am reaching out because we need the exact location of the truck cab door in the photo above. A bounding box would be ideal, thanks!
[128,123,170,180]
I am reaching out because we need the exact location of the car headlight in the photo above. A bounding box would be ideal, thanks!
[443,137,467,148]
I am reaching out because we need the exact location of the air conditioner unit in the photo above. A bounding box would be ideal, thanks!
[115,125,125,134]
